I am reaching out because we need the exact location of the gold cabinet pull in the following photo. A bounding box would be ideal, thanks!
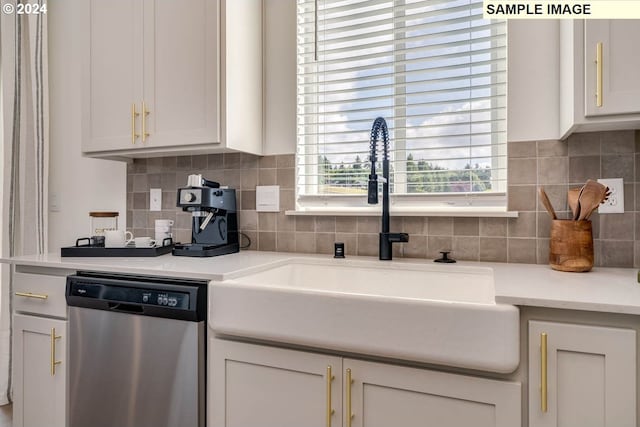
[346,368,353,427]
[596,42,603,107]
[15,291,48,300]
[50,328,62,376]
[540,332,548,412]
[326,366,334,427]
[141,101,150,143]
[131,103,140,144]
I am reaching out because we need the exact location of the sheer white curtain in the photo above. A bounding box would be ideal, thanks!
[0,0,49,405]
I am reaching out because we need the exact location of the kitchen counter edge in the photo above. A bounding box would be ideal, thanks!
[2,252,640,315]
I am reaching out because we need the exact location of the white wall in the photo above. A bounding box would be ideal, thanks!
[507,20,560,142]
[263,0,297,155]
[48,0,126,249]
[1,10,6,258]
[0,405,11,426]
[0,11,10,408]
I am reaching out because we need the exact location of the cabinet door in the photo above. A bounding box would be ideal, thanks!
[81,0,144,153]
[12,314,67,427]
[529,321,636,427]
[344,358,521,427]
[210,337,343,427]
[141,0,220,148]
[585,21,640,116]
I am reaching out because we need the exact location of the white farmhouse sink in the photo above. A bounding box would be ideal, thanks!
[210,258,519,373]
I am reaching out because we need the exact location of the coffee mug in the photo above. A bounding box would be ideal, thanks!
[104,230,134,248]
[155,219,174,243]
[134,237,156,248]
[90,236,105,247]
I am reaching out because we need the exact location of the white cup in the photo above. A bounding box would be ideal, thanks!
[104,230,134,248]
[134,237,156,248]
[155,219,174,244]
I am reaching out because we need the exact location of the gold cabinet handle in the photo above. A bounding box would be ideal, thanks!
[141,101,150,142]
[346,368,353,427]
[131,103,140,144]
[326,366,335,427]
[50,328,62,376]
[541,332,548,412]
[596,42,603,107]
[15,291,48,300]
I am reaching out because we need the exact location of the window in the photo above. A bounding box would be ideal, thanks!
[296,0,507,213]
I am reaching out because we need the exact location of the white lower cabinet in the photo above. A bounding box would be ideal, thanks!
[528,321,636,427]
[345,358,520,427]
[12,314,67,427]
[210,337,521,427]
[210,337,342,427]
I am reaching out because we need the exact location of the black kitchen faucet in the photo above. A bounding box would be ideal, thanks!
[367,117,409,260]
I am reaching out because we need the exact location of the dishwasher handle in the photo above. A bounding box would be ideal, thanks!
[108,302,144,314]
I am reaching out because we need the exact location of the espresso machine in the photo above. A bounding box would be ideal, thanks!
[172,174,239,257]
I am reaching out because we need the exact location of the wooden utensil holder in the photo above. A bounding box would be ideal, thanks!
[549,220,594,272]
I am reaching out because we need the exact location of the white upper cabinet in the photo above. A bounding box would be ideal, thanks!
[81,0,262,158]
[81,0,142,153]
[141,0,220,149]
[584,21,640,117]
[560,20,640,137]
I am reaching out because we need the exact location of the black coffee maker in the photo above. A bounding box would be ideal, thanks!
[172,174,239,257]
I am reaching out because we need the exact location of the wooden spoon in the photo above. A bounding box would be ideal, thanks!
[584,187,611,220]
[538,186,557,220]
[567,187,581,220]
[578,180,608,220]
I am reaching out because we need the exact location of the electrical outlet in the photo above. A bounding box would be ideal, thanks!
[597,178,624,214]
[150,188,162,211]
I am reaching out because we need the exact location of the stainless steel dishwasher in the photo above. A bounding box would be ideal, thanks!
[66,271,207,427]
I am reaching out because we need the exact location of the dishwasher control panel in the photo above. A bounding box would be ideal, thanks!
[69,282,190,309]
[144,292,182,308]
[66,273,207,322]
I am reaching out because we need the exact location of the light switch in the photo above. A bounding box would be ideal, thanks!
[49,192,60,212]
[256,185,280,212]
[150,188,162,211]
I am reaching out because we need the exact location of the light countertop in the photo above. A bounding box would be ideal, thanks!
[1,251,301,281]
[3,251,640,315]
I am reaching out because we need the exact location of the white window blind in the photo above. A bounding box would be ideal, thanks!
[296,0,507,211]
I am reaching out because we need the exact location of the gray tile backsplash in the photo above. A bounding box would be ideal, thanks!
[127,130,640,267]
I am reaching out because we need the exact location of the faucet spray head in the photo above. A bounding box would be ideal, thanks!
[367,175,379,204]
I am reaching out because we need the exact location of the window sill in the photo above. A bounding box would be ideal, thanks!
[285,207,518,218]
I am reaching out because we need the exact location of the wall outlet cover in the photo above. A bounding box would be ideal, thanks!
[150,188,162,211]
[597,178,624,214]
[256,185,280,212]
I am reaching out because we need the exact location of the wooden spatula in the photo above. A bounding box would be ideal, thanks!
[568,187,581,220]
[578,180,609,221]
[538,186,557,220]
